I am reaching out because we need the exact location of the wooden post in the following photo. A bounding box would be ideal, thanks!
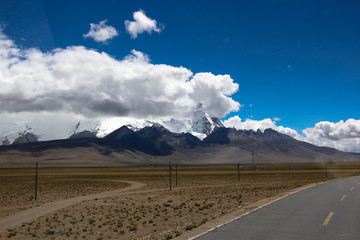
[269,162,272,175]
[176,163,178,187]
[169,162,172,191]
[237,163,240,182]
[35,161,38,200]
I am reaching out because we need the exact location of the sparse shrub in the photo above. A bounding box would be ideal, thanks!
[129,223,137,231]
[89,219,96,224]
[185,223,197,231]
[164,233,173,240]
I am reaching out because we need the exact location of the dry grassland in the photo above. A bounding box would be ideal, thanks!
[1,163,359,240]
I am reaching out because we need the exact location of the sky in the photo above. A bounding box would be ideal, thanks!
[0,0,360,152]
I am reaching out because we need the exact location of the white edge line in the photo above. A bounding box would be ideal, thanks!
[188,183,319,240]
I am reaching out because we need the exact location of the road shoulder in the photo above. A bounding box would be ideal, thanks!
[174,182,322,240]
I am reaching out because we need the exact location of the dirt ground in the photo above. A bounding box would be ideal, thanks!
[0,165,359,240]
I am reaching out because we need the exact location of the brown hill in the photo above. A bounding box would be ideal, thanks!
[0,126,359,168]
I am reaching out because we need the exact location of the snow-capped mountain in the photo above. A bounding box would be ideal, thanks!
[70,121,101,136]
[0,123,40,145]
[161,118,192,133]
[12,132,38,144]
[126,120,157,132]
[191,103,225,135]
[94,104,224,140]
[0,103,224,144]
[160,104,224,139]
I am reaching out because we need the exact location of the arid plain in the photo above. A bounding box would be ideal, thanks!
[1,163,359,240]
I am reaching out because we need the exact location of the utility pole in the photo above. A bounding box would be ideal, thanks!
[176,163,178,187]
[35,162,38,200]
[237,163,240,182]
[169,162,172,191]
[251,150,256,171]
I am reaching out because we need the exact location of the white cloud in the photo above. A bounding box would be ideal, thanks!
[83,20,118,43]
[125,10,163,39]
[2,29,360,153]
[303,119,360,152]
[272,117,281,122]
[0,29,240,140]
[223,116,360,153]
[189,73,240,118]
[223,116,301,139]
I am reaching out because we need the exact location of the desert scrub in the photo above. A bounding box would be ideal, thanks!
[164,233,173,240]
[185,223,197,231]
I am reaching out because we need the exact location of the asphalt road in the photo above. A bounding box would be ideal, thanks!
[196,175,360,240]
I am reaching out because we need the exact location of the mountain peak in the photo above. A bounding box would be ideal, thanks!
[12,132,39,145]
[104,125,134,141]
[69,130,97,139]
[192,103,223,135]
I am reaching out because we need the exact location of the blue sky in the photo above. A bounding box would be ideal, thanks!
[1,0,360,151]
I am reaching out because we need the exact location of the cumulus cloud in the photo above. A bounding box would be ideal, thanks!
[189,73,240,118]
[83,20,118,43]
[223,116,360,153]
[303,119,360,152]
[2,28,360,153]
[125,10,163,38]
[223,116,301,139]
[0,29,239,125]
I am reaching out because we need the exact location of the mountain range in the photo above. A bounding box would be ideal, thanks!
[0,103,223,146]
[0,123,359,168]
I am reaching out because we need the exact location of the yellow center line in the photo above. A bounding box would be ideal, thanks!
[340,195,346,201]
[350,187,355,191]
[323,212,334,226]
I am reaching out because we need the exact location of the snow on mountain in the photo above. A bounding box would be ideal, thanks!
[70,120,101,136]
[69,131,97,139]
[160,103,224,139]
[12,132,38,144]
[191,103,224,135]
[96,118,156,138]
[0,123,21,145]
[0,122,40,145]
[126,120,156,132]
[0,103,224,144]
[161,119,192,133]
[87,104,224,140]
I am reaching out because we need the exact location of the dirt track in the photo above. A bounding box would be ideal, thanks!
[0,180,145,233]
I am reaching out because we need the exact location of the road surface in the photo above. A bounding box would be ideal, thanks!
[196,175,360,240]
